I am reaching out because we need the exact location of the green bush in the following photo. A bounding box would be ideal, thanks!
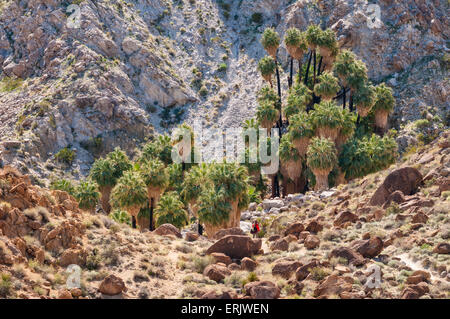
[74,180,100,211]
[55,147,76,165]
[50,179,75,196]
[154,191,188,229]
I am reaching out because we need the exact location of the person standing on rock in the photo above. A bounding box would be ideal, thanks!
[250,221,260,238]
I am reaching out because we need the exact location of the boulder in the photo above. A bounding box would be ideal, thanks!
[203,264,231,282]
[58,289,73,299]
[313,275,354,298]
[58,248,87,267]
[406,270,431,284]
[330,247,365,266]
[433,243,450,254]
[213,227,245,239]
[401,282,429,299]
[201,290,237,299]
[304,235,320,250]
[283,222,304,237]
[262,199,284,210]
[244,281,280,299]
[241,257,258,271]
[185,232,199,242]
[211,252,232,266]
[153,224,182,238]
[370,167,422,206]
[334,210,358,227]
[295,260,318,281]
[99,275,126,296]
[305,220,323,234]
[411,212,428,224]
[272,260,303,279]
[206,235,262,259]
[352,237,384,258]
[270,238,289,251]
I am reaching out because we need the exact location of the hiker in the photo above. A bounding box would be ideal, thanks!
[198,222,204,236]
[250,221,260,238]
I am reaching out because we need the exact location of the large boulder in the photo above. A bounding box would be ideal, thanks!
[272,260,303,279]
[210,252,232,266]
[213,227,245,239]
[304,235,320,250]
[201,290,237,299]
[330,247,365,266]
[241,257,258,271]
[153,224,182,238]
[283,222,304,237]
[244,281,280,299]
[334,210,358,227]
[270,237,289,251]
[351,236,384,258]
[262,199,284,210]
[99,275,126,296]
[206,235,262,259]
[203,264,231,282]
[370,167,422,206]
[295,260,319,281]
[313,275,354,298]
[58,248,87,267]
[433,243,450,254]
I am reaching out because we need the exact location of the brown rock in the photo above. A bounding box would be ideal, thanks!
[370,167,422,206]
[241,257,258,271]
[268,235,281,242]
[153,224,182,238]
[411,211,428,224]
[213,227,245,239]
[295,260,318,281]
[272,260,303,279]
[58,289,73,299]
[211,252,232,266]
[284,222,304,237]
[330,247,365,266]
[270,238,289,251]
[203,264,231,282]
[304,235,320,250]
[228,263,241,271]
[314,275,354,297]
[58,248,87,267]
[185,232,199,242]
[406,270,430,284]
[99,275,126,296]
[70,288,82,298]
[201,290,237,299]
[433,243,450,254]
[334,210,358,227]
[352,237,384,258]
[206,235,262,259]
[244,281,280,299]
[305,220,323,234]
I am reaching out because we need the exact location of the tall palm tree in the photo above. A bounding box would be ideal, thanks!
[154,191,188,229]
[89,148,132,214]
[256,101,279,134]
[284,82,312,119]
[372,83,395,134]
[353,83,376,117]
[288,111,314,157]
[279,134,302,182]
[258,56,276,88]
[140,159,169,223]
[306,137,337,191]
[181,163,209,218]
[314,71,340,101]
[284,27,303,88]
[140,134,173,165]
[110,171,148,229]
[305,25,323,85]
[333,50,357,108]
[335,108,356,152]
[310,100,344,142]
[317,29,338,72]
[74,180,100,214]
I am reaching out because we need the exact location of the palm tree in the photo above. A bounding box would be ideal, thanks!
[284,82,312,119]
[314,71,340,101]
[335,108,356,152]
[306,137,337,191]
[140,159,169,229]
[198,162,249,237]
[353,83,376,117]
[288,111,314,157]
[257,56,276,87]
[317,29,338,72]
[284,27,304,87]
[74,180,100,214]
[305,25,323,85]
[333,50,357,108]
[154,192,188,229]
[372,83,395,134]
[110,171,148,229]
[50,179,75,196]
[181,163,210,218]
[256,101,279,134]
[310,100,344,142]
[279,135,302,182]
[140,134,173,165]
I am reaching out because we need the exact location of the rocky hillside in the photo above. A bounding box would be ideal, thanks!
[0,131,448,299]
[0,0,449,183]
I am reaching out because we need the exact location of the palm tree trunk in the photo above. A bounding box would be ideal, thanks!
[132,216,136,229]
[349,92,354,112]
[343,87,346,109]
[298,59,302,84]
[313,50,317,85]
[275,59,282,128]
[304,51,312,85]
[317,56,323,76]
[289,57,293,89]
[149,198,154,231]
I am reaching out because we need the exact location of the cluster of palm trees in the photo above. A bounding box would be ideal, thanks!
[253,25,397,193]
[68,127,251,238]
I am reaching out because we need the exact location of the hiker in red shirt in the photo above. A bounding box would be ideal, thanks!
[250,221,260,238]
